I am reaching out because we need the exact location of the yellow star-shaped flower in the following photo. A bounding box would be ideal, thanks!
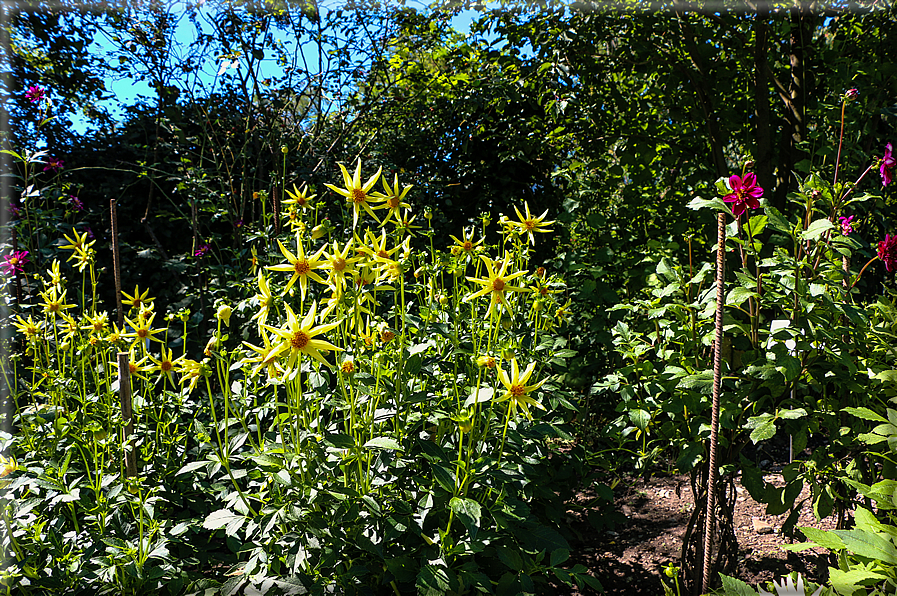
[496,358,546,420]
[513,202,555,245]
[464,254,528,317]
[267,234,327,301]
[263,301,342,371]
[324,160,382,228]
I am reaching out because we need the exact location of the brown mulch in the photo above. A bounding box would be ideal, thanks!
[545,463,840,595]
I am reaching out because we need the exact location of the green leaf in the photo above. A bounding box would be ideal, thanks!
[176,460,209,475]
[363,437,402,450]
[496,545,524,571]
[844,407,888,423]
[432,463,456,493]
[765,206,793,234]
[726,286,758,308]
[676,442,704,472]
[746,214,768,237]
[465,386,495,407]
[835,529,897,564]
[828,568,888,595]
[799,526,846,551]
[450,497,482,540]
[688,195,729,212]
[746,413,777,443]
[202,509,246,537]
[550,548,570,567]
[719,573,758,596]
[628,409,650,431]
[416,564,454,596]
[778,408,807,420]
[800,218,835,241]
[739,457,767,502]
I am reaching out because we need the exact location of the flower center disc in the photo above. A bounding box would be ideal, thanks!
[510,384,526,398]
[332,258,346,271]
[524,220,535,231]
[291,331,310,349]
[492,278,506,292]
[352,189,366,204]
[137,329,148,338]
[388,196,400,208]
[161,361,172,372]
[294,260,311,275]
[463,242,472,251]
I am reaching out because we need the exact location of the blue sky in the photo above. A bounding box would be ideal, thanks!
[73,6,482,135]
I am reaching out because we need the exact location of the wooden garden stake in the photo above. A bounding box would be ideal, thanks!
[117,351,138,479]
[702,211,726,594]
[110,198,124,328]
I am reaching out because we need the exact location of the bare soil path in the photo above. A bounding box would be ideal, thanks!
[546,464,839,595]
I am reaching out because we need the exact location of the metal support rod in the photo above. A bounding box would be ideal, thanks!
[117,352,138,479]
[111,199,124,328]
[702,212,726,594]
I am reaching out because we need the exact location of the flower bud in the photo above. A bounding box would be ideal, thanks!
[216,304,232,326]
[311,224,325,240]
[845,88,859,101]
[281,145,289,154]
[476,355,496,369]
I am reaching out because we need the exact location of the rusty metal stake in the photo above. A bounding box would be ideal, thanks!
[702,212,726,594]
[117,351,138,479]
[110,199,124,329]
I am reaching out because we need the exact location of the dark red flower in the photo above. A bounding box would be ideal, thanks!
[881,143,895,187]
[723,172,763,217]
[879,234,897,272]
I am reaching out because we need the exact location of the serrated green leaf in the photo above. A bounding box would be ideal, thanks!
[835,529,897,564]
[844,407,888,423]
[799,526,846,551]
[719,573,757,596]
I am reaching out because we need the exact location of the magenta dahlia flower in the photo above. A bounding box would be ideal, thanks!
[839,215,855,236]
[723,172,763,217]
[1,251,29,275]
[25,85,45,103]
[881,144,895,187]
[879,234,897,272]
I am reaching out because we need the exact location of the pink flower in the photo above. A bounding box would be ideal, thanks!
[881,143,895,187]
[25,85,45,103]
[1,251,29,275]
[845,88,859,101]
[723,172,763,217]
[8,203,21,218]
[839,215,855,236]
[879,234,897,272]
[68,196,84,211]
[43,157,64,173]
[194,244,210,258]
